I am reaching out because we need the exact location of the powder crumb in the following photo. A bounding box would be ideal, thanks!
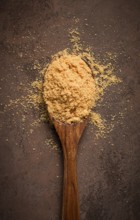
[90,112,105,130]
[33,60,42,70]
[45,138,59,151]
[69,28,83,53]
[30,129,33,134]
[90,112,106,137]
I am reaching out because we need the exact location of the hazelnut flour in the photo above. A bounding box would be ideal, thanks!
[4,20,122,144]
[43,54,95,123]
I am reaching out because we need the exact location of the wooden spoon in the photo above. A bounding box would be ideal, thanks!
[50,115,87,220]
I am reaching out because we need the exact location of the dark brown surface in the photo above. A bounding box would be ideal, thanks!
[0,0,140,220]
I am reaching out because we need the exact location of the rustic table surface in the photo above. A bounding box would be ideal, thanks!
[0,0,140,219]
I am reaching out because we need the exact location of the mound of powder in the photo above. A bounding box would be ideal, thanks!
[43,54,95,123]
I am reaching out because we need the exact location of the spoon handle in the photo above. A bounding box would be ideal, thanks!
[51,119,87,220]
[62,143,80,220]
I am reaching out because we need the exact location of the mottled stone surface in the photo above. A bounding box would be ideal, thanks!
[0,0,140,219]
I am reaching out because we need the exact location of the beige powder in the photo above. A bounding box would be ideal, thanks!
[4,24,121,142]
[43,54,96,123]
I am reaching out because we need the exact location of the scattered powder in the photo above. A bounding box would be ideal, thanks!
[90,112,105,131]
[45,138,60,151]
[106,52,117,62]
[69,28,82,53]
[4,21,122,147]
[4,77,48,129]
[80,50,121,102]
[43,54,95,123]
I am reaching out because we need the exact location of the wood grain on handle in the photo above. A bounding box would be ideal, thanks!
[52,119,87,220]
[62,143,79,220]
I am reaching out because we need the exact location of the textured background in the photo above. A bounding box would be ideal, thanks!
[0,0,140,219]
